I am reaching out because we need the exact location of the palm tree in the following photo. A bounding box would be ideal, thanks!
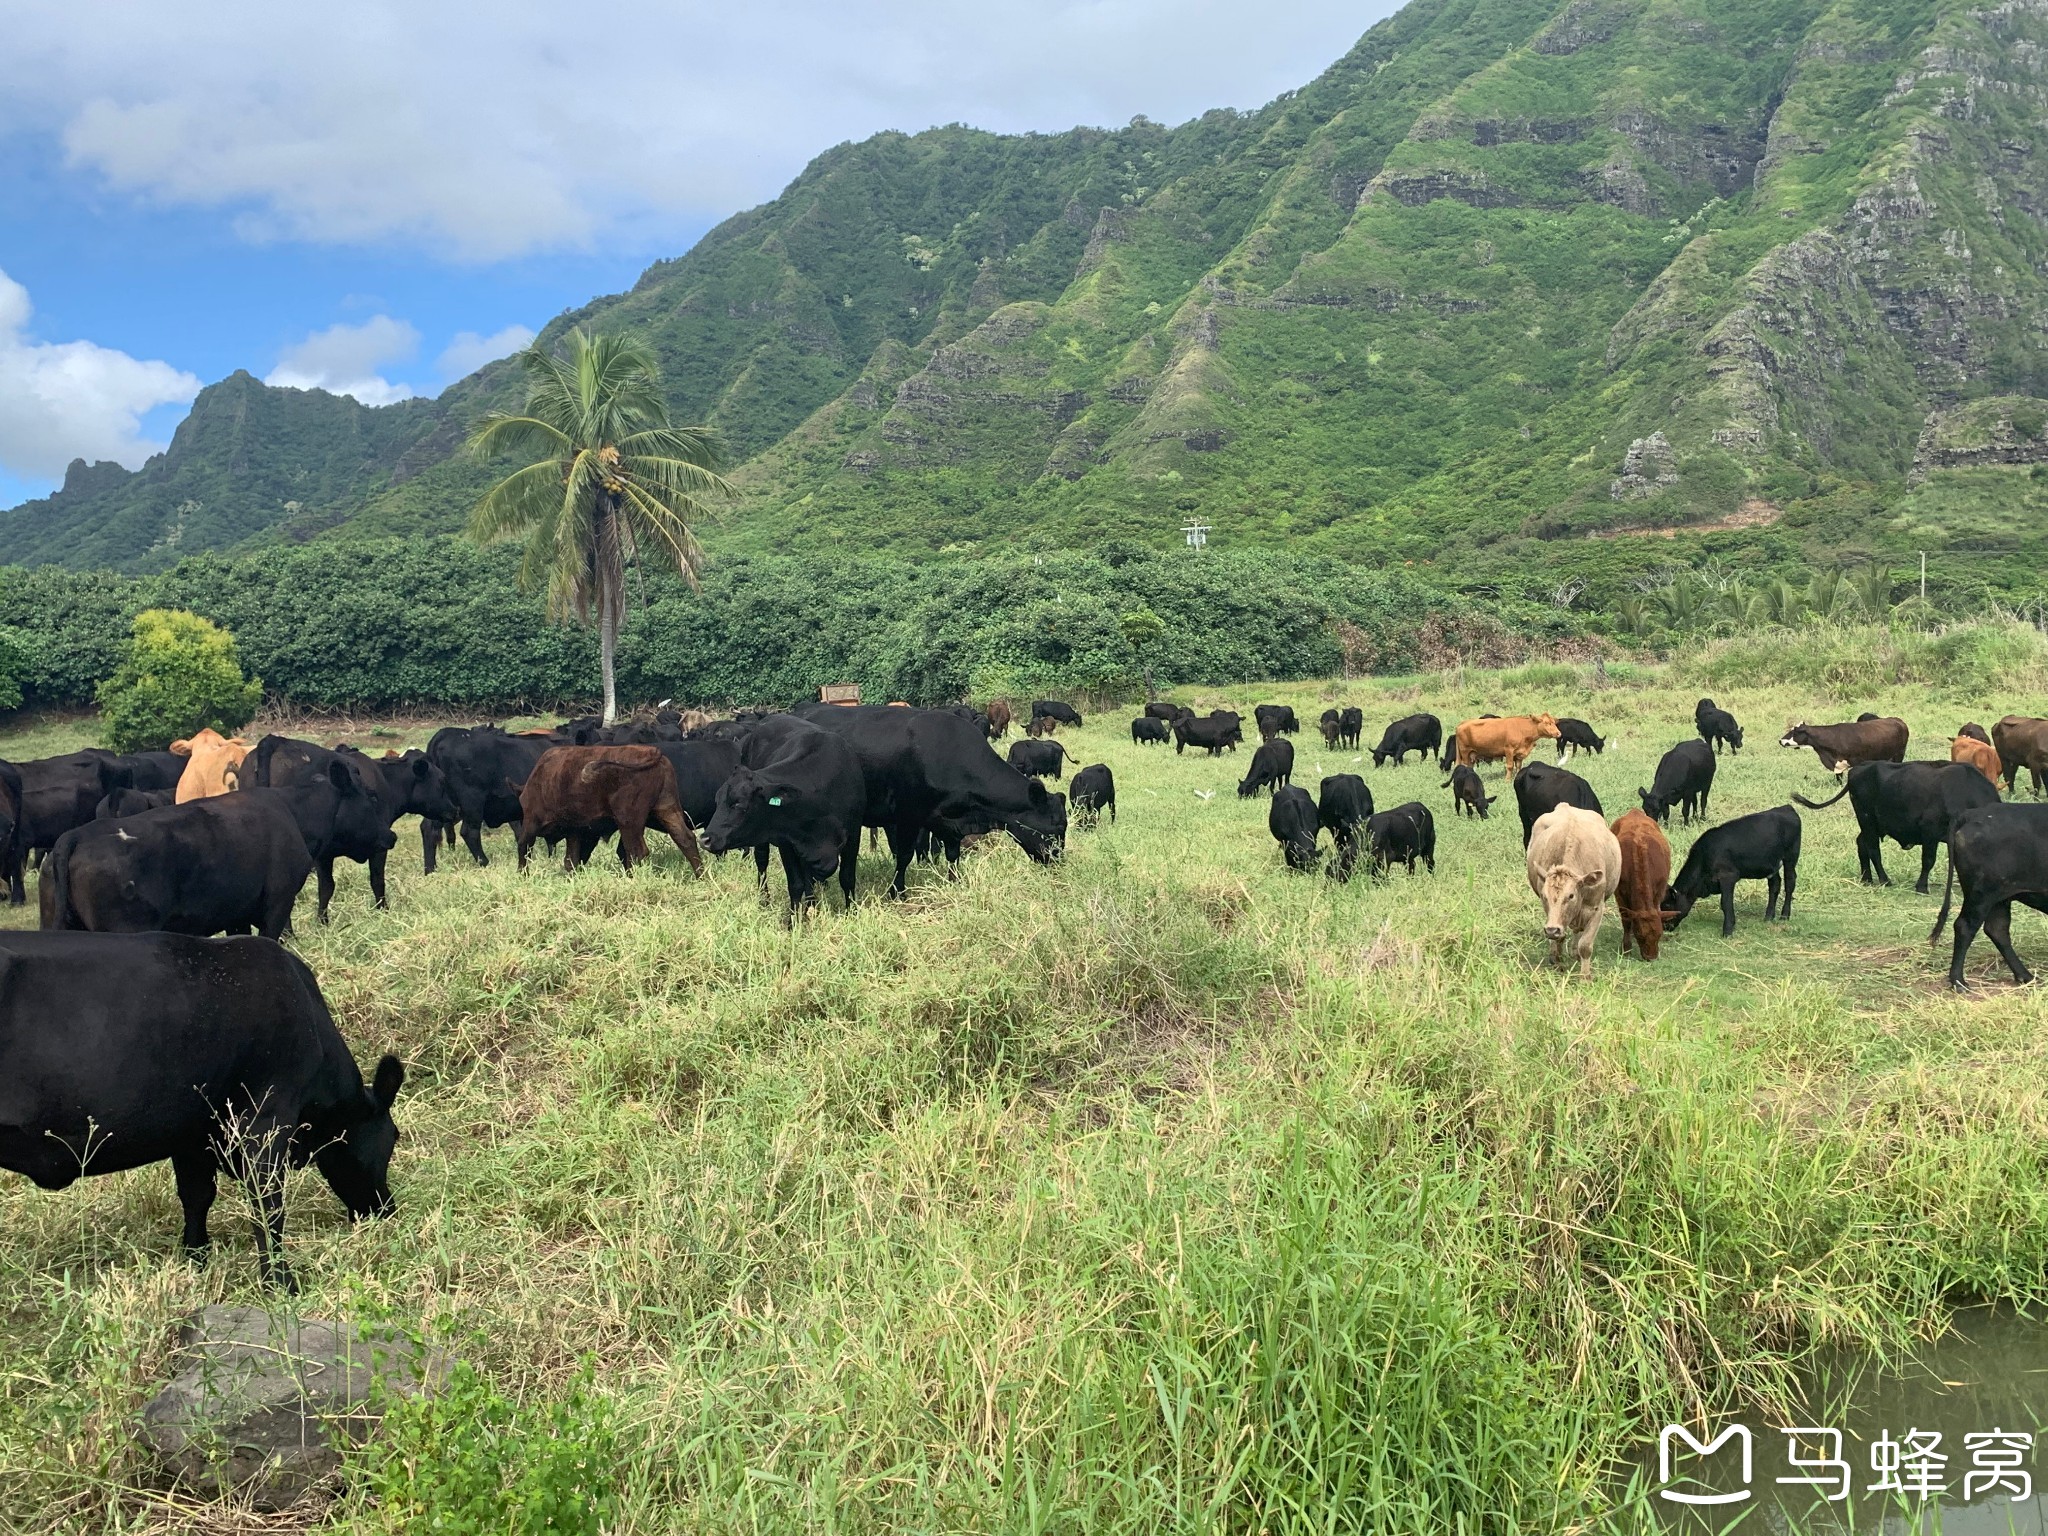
[468,329,734,723]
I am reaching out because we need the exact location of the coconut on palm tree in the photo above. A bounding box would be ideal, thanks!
[468,328,734,723]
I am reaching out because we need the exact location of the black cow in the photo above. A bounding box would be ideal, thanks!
[1237,739,1295,798]
[1513,762,1603,848]
[1070,764,1116,827]
[1269,786,1321,872]
[1173,714,1235,757]
[1144,702,1183,721]
[1131,717,1171,746]
[1209,711,1245,751]
[41,760,395,938]
[1339,707,1363,751]
[95,787,176,819]
[423,726,558,870]
[1958,721,1992,745]
[705,718,867,912]
[793,705,1066,896]
[247,737,457,915]
[1443,764,1493,819]
[1931,804,2048,988]
[11,750,179,901]
[1794,760,2000,892]
[1695,699,1744,754]
[1254,705,1299,740]
[1638,741,1715,827]
[1009,739,1078,781]
[1317,774,1372,881]
[1372,713,1441,768]
[1555,718,1606,761]
[0,930,404,1289]
[1319,709,1342,747]
[1662,806,1801,937]
[656,737,742,831]
[1368,802,1436,876]
[1031,701,1083,730]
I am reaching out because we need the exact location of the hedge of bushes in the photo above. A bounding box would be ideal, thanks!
[0,538,1584,713]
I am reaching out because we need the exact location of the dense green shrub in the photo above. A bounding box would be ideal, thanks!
[0,627,33,714]
[93,609,263,751]
[355,1359,617,1535]
[1675,619,2048,696]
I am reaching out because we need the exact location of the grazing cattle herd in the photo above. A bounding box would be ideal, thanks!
[6,689,2048,1284]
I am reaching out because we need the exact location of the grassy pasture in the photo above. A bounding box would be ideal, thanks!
[4,659,2048,1533]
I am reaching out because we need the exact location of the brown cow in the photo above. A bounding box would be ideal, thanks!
[1455,714,1560,779]
[1778,717,1908,775]
[170,728,254,803]
[1992,715,2048,797]
[1526,806,1620,978]
[515,745,704,875]
[1610,809,1672,962]
[986,699,1012,741]
[1951,733,2002,787]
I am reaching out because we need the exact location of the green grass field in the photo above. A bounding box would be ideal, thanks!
[5,655,2048,1533]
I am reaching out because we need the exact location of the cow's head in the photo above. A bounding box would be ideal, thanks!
[1636,785,1670,824]
[381,749,456,821]
[1536,859,1607,941]
[1005,780,1066,863]
[327,757,399,853]
[704,767,774,857]
[1532,713,1561,738]
[1660,885,1697,930]
[1779,722,1810,748]
[315,1054,405,1220]
[1726,723,1745,749]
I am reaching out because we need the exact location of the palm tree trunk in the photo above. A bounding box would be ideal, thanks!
[596,496,624,725]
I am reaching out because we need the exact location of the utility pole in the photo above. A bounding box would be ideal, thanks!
[1920,551,1927,602]
[1182,519,1210,550]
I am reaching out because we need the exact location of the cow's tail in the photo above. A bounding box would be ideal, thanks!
[43,836,73,929]
[1792,783,1851,810]
[1929,829,1960,945]
[1063,744,1080,765]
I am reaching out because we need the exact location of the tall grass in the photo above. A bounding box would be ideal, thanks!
[1676,618,2048,698]
[3,659,2048,1531]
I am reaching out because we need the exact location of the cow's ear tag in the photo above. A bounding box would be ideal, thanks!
[768,795,783,806]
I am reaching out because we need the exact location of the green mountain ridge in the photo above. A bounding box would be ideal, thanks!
[6,0,2046,586]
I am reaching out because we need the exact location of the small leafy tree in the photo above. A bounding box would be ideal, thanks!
[95,609,263,752]
[0,627,34,714]
[1118,606,1167,700]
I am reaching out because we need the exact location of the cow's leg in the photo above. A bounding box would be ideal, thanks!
[1982,901,2033,985]
[1576,914,1600,978]
[172,1148,217,1259]
[657,811,705,876]
[515,823,534,872]
[885,824,916,898]
[1719,877,1739,936]
[1781,858,1796,919]
[1765,871,1784,921]
[754,843,772,890]
[258,886,295,941]
[462,818,490,867]
[369,847,389,909]
[1949,900,1984,989]
[420,819,440,875]
[1857,830,1886,885]
[838,829,863,907]
[244,1145,296,1294]
[1915,841,1939,895]
[315,859,337,924]
[4,845,21,905]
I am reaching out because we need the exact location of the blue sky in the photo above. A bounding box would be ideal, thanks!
[0,0,1393,510]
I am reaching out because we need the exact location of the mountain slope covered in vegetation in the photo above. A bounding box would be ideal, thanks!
[5,0,2044,595]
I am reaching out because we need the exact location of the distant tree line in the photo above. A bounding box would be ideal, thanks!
[0,538,1580,714]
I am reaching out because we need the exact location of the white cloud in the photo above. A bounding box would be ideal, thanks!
[265,314,420,405]
[0,0,1389,260]
[437,324,536,382]
[0,267,202,482]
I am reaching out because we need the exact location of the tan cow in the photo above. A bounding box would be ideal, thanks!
[169,728,254,803]
[1526,806,1620,978]
[1951,733,2002,787]
[1455,713,1560,779]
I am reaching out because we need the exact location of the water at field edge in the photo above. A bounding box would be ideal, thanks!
[1621,1307,2048,1532]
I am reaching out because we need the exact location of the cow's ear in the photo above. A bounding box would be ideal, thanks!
[371,1054,405,1110]
[1027,780,1048,806]
[410,757,430,780]
[328,758,354,790]
[170,739,193,757]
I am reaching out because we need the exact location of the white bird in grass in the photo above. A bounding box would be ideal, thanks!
[1193,790,1215,801]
